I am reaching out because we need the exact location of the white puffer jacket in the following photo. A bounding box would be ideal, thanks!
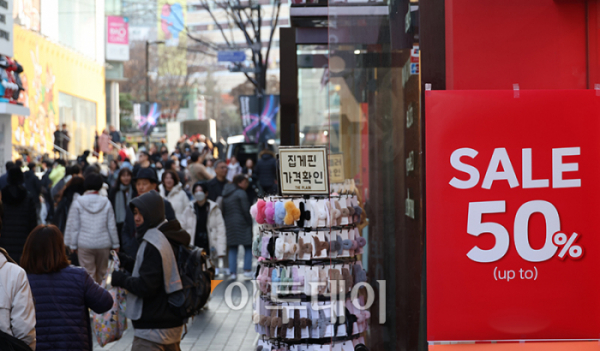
[0,252,36,349]
[159,183,190,224]
[181,200,227,257]
[64,193,120,250]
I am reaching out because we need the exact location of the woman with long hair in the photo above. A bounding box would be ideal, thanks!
[107,159,120,188]
[108,167,135,241]
[22,225,113,351]
[51,175,85,234]
[159,170,190,223]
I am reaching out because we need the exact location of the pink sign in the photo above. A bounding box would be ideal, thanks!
[107,16,128,45]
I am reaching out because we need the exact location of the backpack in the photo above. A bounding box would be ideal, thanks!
[168,245,215,319]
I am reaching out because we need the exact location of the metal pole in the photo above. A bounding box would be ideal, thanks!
[146,40,150,103]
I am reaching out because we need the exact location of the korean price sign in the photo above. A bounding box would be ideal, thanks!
[279,147,329,195]
[426,90,600,341]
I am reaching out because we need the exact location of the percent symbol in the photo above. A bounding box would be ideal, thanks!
[553,232,584,260]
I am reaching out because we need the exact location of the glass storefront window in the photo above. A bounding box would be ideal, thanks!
[59,92,97,158]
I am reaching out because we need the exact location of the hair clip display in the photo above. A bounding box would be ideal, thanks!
[250,190,369,349]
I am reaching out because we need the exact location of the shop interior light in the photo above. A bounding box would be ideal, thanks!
[299,132,305,139]
[354,49,361,55]
[323,131,329,136]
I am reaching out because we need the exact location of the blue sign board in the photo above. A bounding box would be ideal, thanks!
[218,51,246,62]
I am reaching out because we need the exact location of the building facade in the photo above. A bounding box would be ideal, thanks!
[12,0,107,159]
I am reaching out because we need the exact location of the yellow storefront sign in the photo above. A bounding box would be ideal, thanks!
[11,25,106,158]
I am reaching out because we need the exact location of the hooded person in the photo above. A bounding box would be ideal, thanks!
[254,149,278,195]
[63,173,120,283]
[111,191,190,350]
[0,167,37,263]
[121,167,177,257]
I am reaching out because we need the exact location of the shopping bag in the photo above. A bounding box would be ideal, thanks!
[92,250,127,347]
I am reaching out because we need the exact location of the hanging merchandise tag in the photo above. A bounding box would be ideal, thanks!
[341,341,354,351]
[339,198,350,225]
[312,232,328,258]
[324,308,334,338]
[300,304,310,339]
[285,305,295,339]
[298,231,313,261]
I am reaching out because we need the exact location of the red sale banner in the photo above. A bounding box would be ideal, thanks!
[426,90,600,341]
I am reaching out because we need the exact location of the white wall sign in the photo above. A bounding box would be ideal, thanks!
[279,147,329,195]
[0,0,13,57]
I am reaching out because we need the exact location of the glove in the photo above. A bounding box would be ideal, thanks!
[117,252,135,272]
[111,270,129,288]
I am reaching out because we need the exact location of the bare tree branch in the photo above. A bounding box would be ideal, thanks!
[264,0,281,68]
[200,0,233,48]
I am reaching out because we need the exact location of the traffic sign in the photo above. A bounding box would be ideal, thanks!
[218,50,246,62]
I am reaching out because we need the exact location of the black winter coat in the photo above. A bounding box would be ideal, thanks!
[23,170,41,205]
[114,221,190,330]
[221,183,252,247]
[0,185,37,263]
[255,153,278,193]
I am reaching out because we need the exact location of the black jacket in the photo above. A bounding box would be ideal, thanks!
[206,177,228,202]
[255,153,278,193]
[0,185,36,263]
[23,170,41,205]
[121,199,176,257]
[114,221,190,330]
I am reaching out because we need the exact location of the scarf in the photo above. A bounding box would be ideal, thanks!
[127,224,182,320]
[115,184,132,224]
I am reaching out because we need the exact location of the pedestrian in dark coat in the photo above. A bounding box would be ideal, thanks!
[221,174,253,279]
[0,168,36,263]
[22,225,113,351]
[112,191,190,350]
[254,149,278,195]
[24,162,42,210]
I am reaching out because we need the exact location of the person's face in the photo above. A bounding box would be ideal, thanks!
[139,153,148,163]
[206,160,214,167]
[239,179,249,190]
[246,159,253,168]
[231,156,238,165]
[110,161,117,171]
[133,207,144,227]
[156,162,163,170]
[216,163,228,178]
[162,153,169,161]
[164,173,175,189]
[136,179,156,195]
[120,172,132,186]
[110,126,115,132]
[62,124,67,130]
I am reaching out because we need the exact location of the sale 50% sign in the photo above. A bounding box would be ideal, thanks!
[426,90,600,342]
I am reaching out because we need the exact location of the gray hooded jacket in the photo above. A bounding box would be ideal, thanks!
[64,192,120,250]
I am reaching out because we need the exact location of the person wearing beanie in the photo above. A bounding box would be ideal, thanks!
[112,190,190,350]
[121,167,176,257]
[63,173,120,283]
[0,167,37,263]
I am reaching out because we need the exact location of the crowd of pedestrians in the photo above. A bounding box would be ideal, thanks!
[0,134,278,350]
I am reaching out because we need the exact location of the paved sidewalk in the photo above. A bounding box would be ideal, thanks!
[94,274,257,351]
